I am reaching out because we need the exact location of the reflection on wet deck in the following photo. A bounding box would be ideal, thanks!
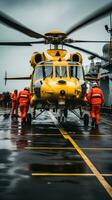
[0,107,112,200]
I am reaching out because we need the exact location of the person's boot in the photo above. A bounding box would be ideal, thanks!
[91,118,96,128]
[21,118,26,127]
[95,123,99,129]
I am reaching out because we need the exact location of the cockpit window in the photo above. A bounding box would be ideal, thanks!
[34,66,53,80]
[44,66,53,77]
[77,66,84,80]
[62,66,67,77]
[69,66,76,77]
[56,66,60,77]
[69,66,84,80]
[55,66,67,77]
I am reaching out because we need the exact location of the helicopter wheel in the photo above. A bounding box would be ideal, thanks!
[33,107,36,119]
[62,116,65,123]
[53,108,55,112]
[64,109,68,118]
[83,113,89,127]
[27,113,32,126]
[79,107,83,119]
[58,116,60,123]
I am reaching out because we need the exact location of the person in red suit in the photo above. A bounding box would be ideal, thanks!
[86,82,104,128]
[11,89,18,118]
[18,87,31,125]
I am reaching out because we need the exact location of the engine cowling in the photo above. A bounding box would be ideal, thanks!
[30,52,43,67]
[70,52,82,64]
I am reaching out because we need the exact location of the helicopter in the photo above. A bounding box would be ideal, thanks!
[0,2,112,125]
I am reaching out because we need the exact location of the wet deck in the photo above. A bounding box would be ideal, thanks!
[0,107,112,200]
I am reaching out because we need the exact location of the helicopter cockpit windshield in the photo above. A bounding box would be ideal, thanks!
[56,66,67,77]
[34,64,53,80]
[69,64,84,80]
[34,62,84,80]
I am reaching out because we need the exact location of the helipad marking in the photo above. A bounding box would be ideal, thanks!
[82,148,112,151]
[25,147,112,151]
[48,112,112,198]
[32,173,112,177]
[69,133,112,137]
[23,133,112,137]
[102,119,112,126]
[25,147,75,150]
[26,133,60,136]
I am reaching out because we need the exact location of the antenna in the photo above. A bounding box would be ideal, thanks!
[105,13,112,62]
[109,13,112,62]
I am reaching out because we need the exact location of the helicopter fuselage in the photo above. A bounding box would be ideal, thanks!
[30,60,87,109]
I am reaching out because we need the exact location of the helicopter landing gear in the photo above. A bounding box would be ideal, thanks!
[27,113,32,126]
[83,113,89,127]
[79,106,83,119]
[58,109,68,123]
[32,107,36,119]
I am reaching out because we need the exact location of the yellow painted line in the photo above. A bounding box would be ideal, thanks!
[32,173,112,177]
[32,173,94,176]
[48,112,112,198]
[62,133,112,197]
[25,147,112,151]
[82,148,112,151]
[24,133,112,137]
[26,133,60,136]
[25,147,74,150]
[69,133,112,137]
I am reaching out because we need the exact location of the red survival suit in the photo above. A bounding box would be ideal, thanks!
[87,86,104,126]
[11,90,18,117]
[18,88,31,123]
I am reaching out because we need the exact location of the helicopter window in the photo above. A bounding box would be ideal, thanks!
[69,66,76,77]
[34,66,53,80]
[56,66,60,77]
[61,66,67,77]
[69,66,84,80]
[55,66,67,77]
[77,66,84,80]
[34,66,43,79]
[44,66,53,78]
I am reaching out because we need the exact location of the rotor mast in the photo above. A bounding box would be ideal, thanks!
[45,30,66,49]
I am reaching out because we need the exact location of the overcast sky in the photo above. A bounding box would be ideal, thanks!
[0,0,112,92]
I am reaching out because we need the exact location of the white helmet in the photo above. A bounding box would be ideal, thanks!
[92,82,98,87]
[24,87,30,91]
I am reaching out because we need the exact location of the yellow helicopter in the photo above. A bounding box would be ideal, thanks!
[0,3,111,124]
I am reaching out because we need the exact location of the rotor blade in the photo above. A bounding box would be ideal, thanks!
[85,76,100,81]
[72,40,110,43]
[4,76,31,85]
[65,2,112,37]
[0,11,47,39]
[64,43,109,62]
[0,42,32,46]
[0,40,45,46]
[4,71,31,85]
[5,76,31,80]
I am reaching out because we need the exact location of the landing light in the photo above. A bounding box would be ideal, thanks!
[60,90,65,95]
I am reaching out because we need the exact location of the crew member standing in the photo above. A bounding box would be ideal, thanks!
[18,87,31,125]
[11,89,18,118]
[86,82,104,128]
